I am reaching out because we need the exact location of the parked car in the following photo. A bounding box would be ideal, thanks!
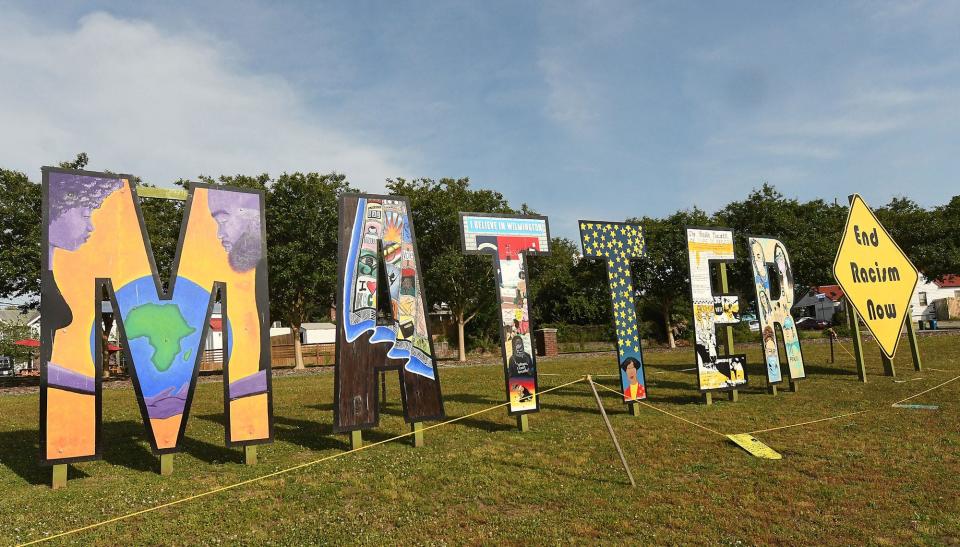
[747,320,760,332]
[796,317,830,330]
[0,356,13,377]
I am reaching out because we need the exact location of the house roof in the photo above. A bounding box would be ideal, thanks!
[0,308,40,325]
[933,274,960,288]
[814,285,845,302]
[301,322,336,330]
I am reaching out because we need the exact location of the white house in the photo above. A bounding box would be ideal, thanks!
[792,285,845,323]
[300,322,336,344]
[911,274,960,321]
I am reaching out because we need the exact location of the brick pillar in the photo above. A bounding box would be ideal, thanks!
[535,328,558,357]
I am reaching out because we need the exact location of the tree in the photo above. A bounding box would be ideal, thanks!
[0,168,41,308]
[629,208,711,348]
[527,237,611,326]
[387,177,513,361]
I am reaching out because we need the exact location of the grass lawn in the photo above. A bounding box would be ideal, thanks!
[1,334,958,545]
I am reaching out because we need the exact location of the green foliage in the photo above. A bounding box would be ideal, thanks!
[527,238,612,326]
[0,321,33,362]
[0,168,41,307]
[629,208,711,346]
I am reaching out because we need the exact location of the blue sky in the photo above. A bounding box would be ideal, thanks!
[2,1,959,240]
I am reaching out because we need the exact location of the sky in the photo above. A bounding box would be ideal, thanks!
[2,0,959,241]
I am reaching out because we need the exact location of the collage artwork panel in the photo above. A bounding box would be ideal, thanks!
[461,214,550,414]
[335,195,444,431]
[749,237,805,384]
[686,228,747,392]
[41,169,271,463]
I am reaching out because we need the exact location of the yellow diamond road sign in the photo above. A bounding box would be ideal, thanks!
[833,194,919,358]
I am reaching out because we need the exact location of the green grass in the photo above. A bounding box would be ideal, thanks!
[1,334,958,545]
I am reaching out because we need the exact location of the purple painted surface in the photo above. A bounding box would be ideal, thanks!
[47,363,95,393]
[47,172,123,262]
[206,189,263,272]
[144,384,189,420]
[229,370,268,400]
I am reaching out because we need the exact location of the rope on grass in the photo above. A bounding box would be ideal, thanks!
[889,374,960,406]
[18,377,588,546]
[746,410,870,435]
[591,380,725,437]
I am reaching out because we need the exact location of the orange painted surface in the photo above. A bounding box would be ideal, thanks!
[150,415,184,450]
[46,388,96,459]
[229,393,269,442]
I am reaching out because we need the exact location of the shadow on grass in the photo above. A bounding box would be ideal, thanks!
[0,428,78,485]
[196,412,349,452]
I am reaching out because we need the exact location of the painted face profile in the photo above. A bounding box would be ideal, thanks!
[752,240,764,272]
[512,335,525,357]
[621,357,640,384]
[47,173,123,258]
[207,189,263,272]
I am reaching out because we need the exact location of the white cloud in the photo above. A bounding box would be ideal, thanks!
[0,10,409,189]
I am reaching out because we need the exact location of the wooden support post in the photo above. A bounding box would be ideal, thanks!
[789,380,799,392]
[51,464,67,489]
[829,335,835,364]
[586,376,635,487]
[769,384,778,396]
[728,389,739,402]
[881,350,896,377]
[517,414,529,432]
[411,422,424,447]
[848,303,867,382]
[629,402,640,416]
[703,391,713,406]
[719,263,736,355]
[907,306,922,371]
[244,445,257,465]
[160,454,174,476]
[380,371,387,410]
[350,430,363,450]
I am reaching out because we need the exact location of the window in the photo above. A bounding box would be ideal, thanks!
[918,292,928,306]
[955,290,960,298]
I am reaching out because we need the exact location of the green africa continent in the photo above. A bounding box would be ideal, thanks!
[124,303,197,372]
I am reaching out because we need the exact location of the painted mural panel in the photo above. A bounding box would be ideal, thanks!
[460,214,549,415]
[686,227,747,392]
[749,237,805,383]
[40,168,271,464]
[334,194,444,432]
[579,221,648,403]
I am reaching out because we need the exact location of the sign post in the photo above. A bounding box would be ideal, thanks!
[833,194,920,376]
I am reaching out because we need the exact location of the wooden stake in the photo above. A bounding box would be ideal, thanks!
[51,464,67,489]
[769,384,778,396]
[704,391,713,406]
[411,422,424,446]
[789,380,799,393]
[906,306,922,371]
[629,402,640,416]
[881,351,896,377]
[160,454,173,476]
[244,445,257,465]
[350,430,363,450]
[848,302,867,382]
[728,389,739,402]
[517,414,529,432]
[586,376,635,487]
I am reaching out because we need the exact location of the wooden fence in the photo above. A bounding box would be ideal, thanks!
[198,343,336,371]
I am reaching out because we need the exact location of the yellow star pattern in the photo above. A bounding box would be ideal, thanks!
[579,221,648,401]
